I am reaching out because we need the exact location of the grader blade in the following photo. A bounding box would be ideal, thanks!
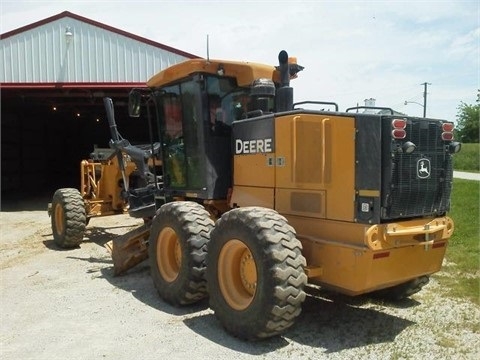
[105,224,150,276]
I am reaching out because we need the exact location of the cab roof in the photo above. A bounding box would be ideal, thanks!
[147,58,280,88]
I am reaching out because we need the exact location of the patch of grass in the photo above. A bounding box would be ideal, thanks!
[442,179,480,304]
[433,276,479,305]
[453,143,480,172]
[435,335,457,348]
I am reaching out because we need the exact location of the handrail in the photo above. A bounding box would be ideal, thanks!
[293,101,339,112]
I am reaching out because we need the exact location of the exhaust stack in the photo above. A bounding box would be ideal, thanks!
[276,50,293,112]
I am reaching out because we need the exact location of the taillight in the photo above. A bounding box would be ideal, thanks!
[442,123,454,132]
[392,118,407,139]
[442,132,454,141]
[392,129,406,139]
[392,119,406,129]
[441,122,455,141]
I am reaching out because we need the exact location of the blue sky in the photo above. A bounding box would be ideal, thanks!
[1,0,478,122]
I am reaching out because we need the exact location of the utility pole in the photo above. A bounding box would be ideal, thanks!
[421,82,431,118]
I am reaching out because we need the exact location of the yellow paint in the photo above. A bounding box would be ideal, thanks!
[147,58,294,88]
[287,214,452,295]
[81,155,136,217]
[274,113,356,221]
[230,185,274,209]
[233,153,274,187]
[276,188,326,218]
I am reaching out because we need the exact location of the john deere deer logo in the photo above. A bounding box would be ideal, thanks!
[417,158,431,179]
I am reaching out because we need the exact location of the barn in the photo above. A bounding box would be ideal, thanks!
[0,11,198,199]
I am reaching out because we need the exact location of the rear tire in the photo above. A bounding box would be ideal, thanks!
[51,188,86,248]
[206,207,307,340]
[148,201,214,306]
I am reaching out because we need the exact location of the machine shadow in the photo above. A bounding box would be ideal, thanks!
[62,247,210,318]
[98,261,210,317]
[182,286,417,354]
[42,224,138,250]
[83,225,207,316]
[39,218,207,317]
[54,222,209,317]
[82,224,139,247]
[183,313,290,355]
[286,287,417,352]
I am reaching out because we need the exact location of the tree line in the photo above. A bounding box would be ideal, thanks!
[456,90,479,143]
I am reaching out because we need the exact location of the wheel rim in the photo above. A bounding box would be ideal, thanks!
[54,203,64,235]
[218,239,257,311]
[156,227,181,282]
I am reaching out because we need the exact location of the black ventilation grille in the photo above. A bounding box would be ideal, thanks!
[384,120,452,219]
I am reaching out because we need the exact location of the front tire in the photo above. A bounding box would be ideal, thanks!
[206,207,307,340]
[148,201,214,306]
[51,188,86,248]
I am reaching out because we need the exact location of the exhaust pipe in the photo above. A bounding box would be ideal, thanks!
[276,50,293,112]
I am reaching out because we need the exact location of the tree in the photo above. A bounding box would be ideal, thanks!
[455,91,479,143]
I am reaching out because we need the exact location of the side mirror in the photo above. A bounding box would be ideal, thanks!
[128,90,142,117]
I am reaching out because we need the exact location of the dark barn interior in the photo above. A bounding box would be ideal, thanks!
[1,87,151,202]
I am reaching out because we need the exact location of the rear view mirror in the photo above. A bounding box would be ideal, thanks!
[128,90,142,117]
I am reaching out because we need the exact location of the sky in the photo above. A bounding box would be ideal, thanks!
[1,0,478,122]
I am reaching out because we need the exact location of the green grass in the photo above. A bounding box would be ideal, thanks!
[437,179,480,304]
[453,143,480,172]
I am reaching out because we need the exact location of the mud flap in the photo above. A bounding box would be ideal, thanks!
[105,224,150,276]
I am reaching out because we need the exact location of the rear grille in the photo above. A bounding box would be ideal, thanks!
[385,119,452,219]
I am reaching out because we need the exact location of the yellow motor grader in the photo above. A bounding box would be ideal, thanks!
[54,50,461,340]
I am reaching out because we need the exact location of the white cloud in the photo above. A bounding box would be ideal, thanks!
[448,26,480,58]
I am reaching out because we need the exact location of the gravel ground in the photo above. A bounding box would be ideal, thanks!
[1,197,479,360]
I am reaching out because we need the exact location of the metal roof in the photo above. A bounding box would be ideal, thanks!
[0,11,199,88]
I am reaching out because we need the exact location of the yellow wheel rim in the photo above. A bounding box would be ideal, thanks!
[156,227,181,282]
[54,204,64,235]
[218,239,257,311]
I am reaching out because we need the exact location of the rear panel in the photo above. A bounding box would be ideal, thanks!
[274,113,356,222]
[354,114,454,223]
[354,114,382,224]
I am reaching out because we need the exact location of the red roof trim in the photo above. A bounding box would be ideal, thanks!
[1,82,148,89]
[0,10,200,59]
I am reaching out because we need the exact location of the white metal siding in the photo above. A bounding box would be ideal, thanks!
[1,17,190,83]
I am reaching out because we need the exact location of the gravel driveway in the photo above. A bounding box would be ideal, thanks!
[1,197,479,360]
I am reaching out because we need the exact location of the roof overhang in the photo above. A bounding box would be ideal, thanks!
[1,82,147,89]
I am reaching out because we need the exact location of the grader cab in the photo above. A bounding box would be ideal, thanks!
[52,50,461,340]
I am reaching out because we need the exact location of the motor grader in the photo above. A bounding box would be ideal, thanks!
[53,50,461,340]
